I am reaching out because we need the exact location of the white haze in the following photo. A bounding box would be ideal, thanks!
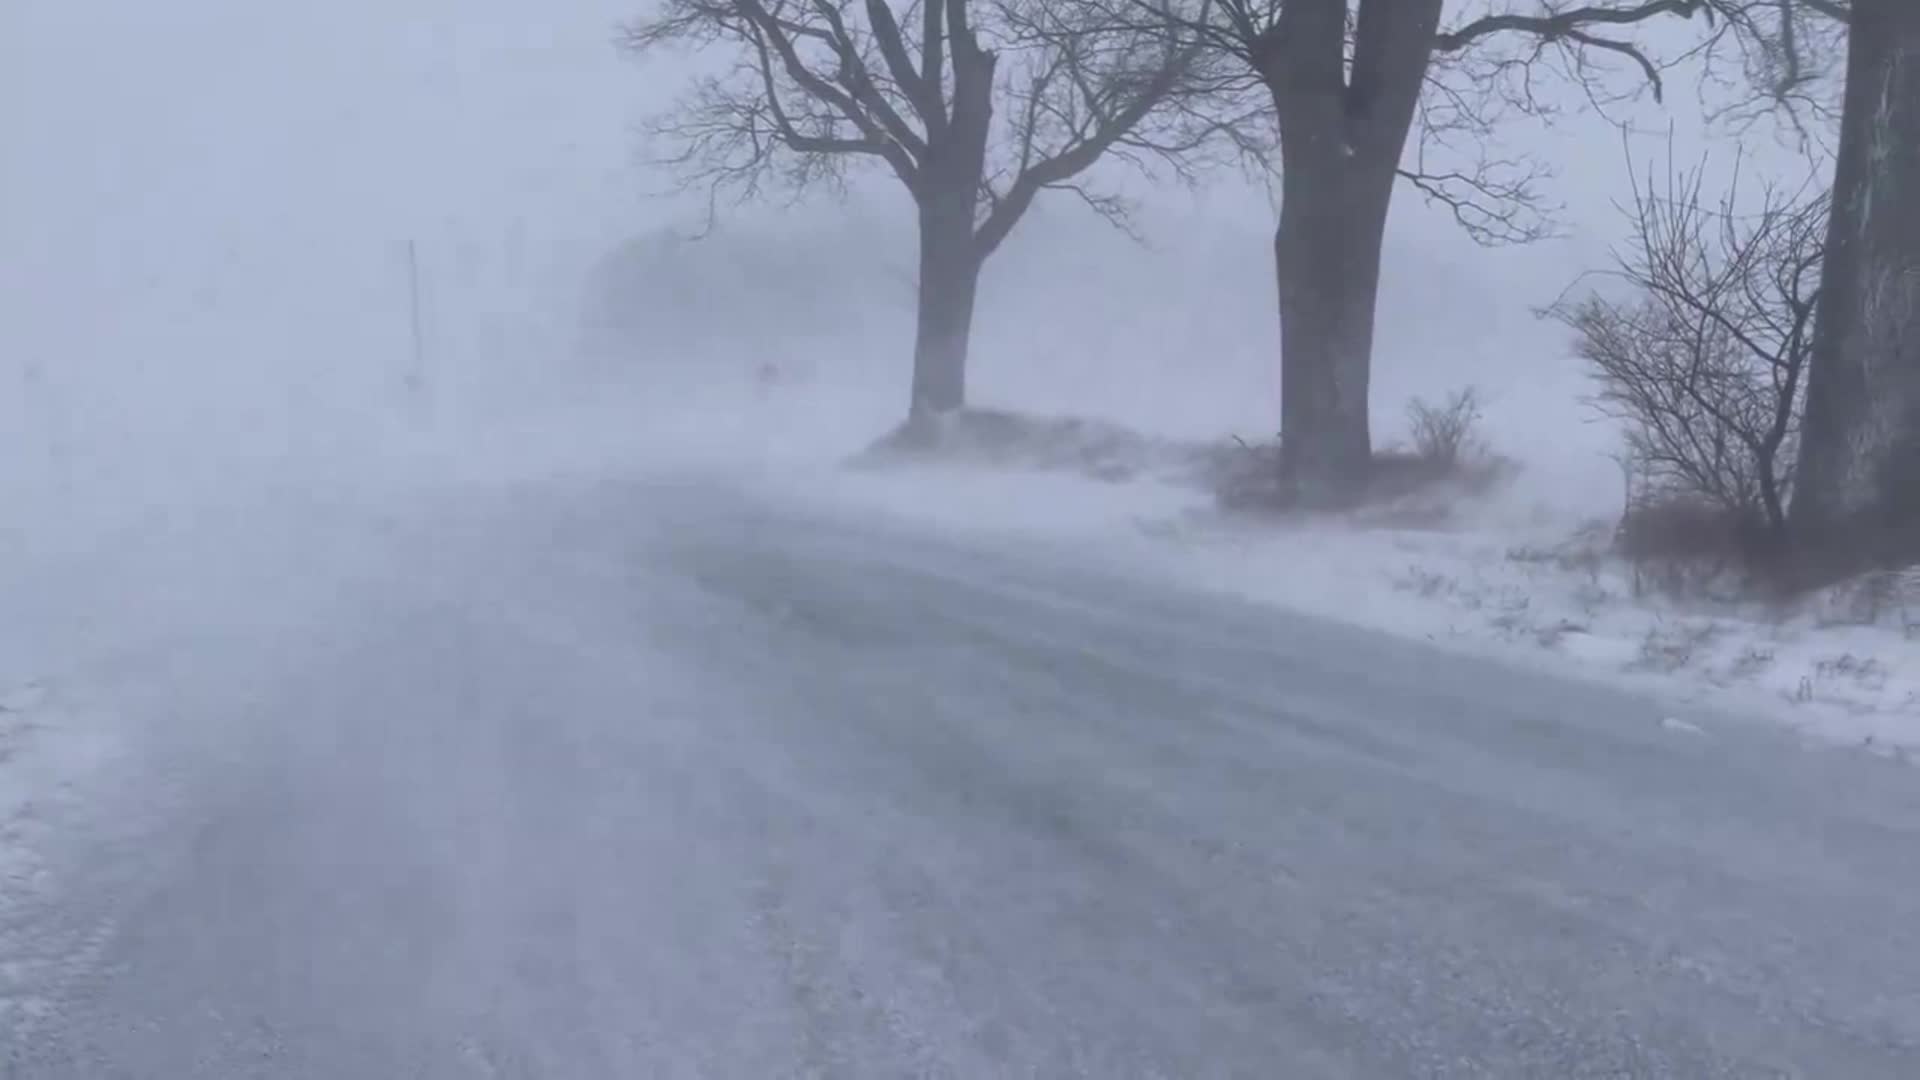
[2,1,1822,559]
[25,7,1920,1059]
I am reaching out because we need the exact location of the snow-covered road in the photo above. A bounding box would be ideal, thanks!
[9,471,1920,1077]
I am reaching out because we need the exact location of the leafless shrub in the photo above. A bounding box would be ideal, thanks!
[1815,652,1886,688]
[857,407,1196,484]
[1216,385,1509,517]
[1549,144,1826,582]
[1615,490,1757,567]
[1366,388,1514,520]
[1817,565,1920,634]
[1209,433,1290,512]
[1407,387,1485,467]
[1614,490,1770,601]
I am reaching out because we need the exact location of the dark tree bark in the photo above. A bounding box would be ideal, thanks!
[1271,167,1394,497]
[910,190,985,416]
[1792,0,1920,559]
[907,13,995,419]
[1259,0,1443,501]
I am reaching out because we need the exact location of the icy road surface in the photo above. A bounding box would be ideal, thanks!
[9,472,1920,1078]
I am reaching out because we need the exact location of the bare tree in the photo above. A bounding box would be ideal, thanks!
[1792,0,1920,566]
[1551,149,1825,552]
[1684,0,1850,134]
[624,0,1260,424]
[1096,0,1726,505]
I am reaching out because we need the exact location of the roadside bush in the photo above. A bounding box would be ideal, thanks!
[1613,488,1777,599]
[1549,150,1826,580]
[1215,386,1509,519]
[1406,387,1486,468]
[857,407,1201,484]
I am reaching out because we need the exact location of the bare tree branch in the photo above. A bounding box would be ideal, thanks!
[1686,0,1849,135]
[863,0,946,127]
[1547,135,1828,543]
[1112,0,1752,248]
[1434,1,1709,53]
[627,0,1263,258]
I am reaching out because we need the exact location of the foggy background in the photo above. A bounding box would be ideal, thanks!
[2,0,1818,546]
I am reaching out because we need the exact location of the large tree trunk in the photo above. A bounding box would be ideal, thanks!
[1792,0,1920,562]
[1262,0,1443,505]
[909,192,982,419]
[1273,152,1397,502]
[905,25,994,425]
